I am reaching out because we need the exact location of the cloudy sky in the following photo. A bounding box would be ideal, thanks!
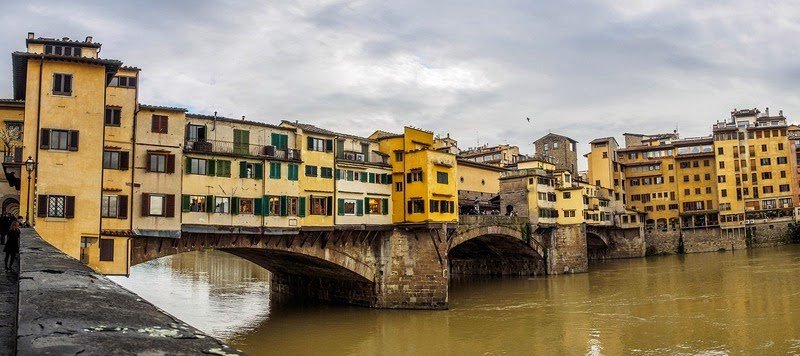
[1,1,798,169]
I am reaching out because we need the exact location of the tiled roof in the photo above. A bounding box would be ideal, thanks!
[12,52,122,100]
[369,130,402,139]
[535,132,578,144]
[139,104,187,112]
[0,99,24,108]
[281,120,372,141]
[186,113,290,131]
[26,37,102,48]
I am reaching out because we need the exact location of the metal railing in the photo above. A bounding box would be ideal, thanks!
[185,139,301,161]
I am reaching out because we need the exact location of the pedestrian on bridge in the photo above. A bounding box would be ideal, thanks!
[4,221,19,272]
[0,213,11,245]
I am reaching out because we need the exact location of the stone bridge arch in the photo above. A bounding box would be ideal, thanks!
[130,230,384,306]
[448,216,547,276]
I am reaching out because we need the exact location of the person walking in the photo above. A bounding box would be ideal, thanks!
[4,221,19,271]
[0,213,10,245]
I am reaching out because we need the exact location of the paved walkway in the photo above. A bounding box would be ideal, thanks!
[0,240,17,356]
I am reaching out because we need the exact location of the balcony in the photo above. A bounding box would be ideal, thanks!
[185,139,301,161]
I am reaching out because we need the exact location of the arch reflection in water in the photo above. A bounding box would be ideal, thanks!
[109,249,271,340]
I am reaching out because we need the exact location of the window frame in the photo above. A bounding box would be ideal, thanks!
[52,73,73,96]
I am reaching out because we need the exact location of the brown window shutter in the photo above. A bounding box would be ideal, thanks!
[151,116,158,132]
[119,151,130,170]
[99,239,114,262]
[144,153,152,172]
[165,194,175,217]
[160,117,169,134]
[166,154,175,174]
[37,195,48,217]
[68,131,79,151]
[65,196,75,218]
[40,129,50,149]
[117,195,128,219]
[141,193,150,216]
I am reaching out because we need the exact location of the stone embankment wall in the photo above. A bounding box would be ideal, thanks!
[17,230,242,355]
[545,224,588,274]
[645,220,795,255]
[748,221,793,248]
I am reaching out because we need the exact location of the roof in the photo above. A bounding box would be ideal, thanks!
[672,136,712,147]
[589,136,616,145]
[535,132,577,144]
[119,66,141,72]
[369,130,402,140]
[0,99,24,108]
[186,113,291,131]
[617,144,674,153]
[280,120,372,141]
[26,37,102,49]
[139,104,187,113]
[12,52,122,100]
[456,158,509,172]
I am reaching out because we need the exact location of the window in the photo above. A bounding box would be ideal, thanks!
[271,133,289,150]
[270,162,282,179]
[342,199,357,215]
[307,137,331,152]
[103,150,129,170]
[310,196,331,215]
[241,162,257,179]
[395,182,403,192]
[287,164,299,181]
[45,44,82,57]
[395,151,404,161]
[602,152,608,158]
[109,76,137,88]
[233,129,250,155]
[52,73,72,95]
[760,158,771,166]
[761,144,767,152]
[321,167,333,179]
[214,197,230,213]
[407,170,423,183]
[149,195,165,216]
[187,158,207,175]
[762,172,772,180]
[147,153,172,173]
[305,165,318,177]
[366,198,381,214]
[287,197,299,216]
[151,115,168,134]
[436,172,448,184]
[268,196,281,216]
[563,192,571,199]
[763,186,774,194]
[105,107,121,126]
[721,189,727,197]
[186,124,206,142]
[37,195,75,219]
[188,195,207,212]
[408,199,425,214]
[238,198,254,214]
[717,147,723,155]
[101,195,119,218]
[778,143,784,150]
[781,171,787,178]
[777,157,788,164]
[99,239,114,262]
[718,175,726,183]
[780,184,790,192]
[41,129,79,151]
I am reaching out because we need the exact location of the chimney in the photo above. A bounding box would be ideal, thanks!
[241,115,246,121]
[85,36,93,43]
[27,32,34,39]
[62,37,69,41]
[780,110,784,117]
[766,107,769,117]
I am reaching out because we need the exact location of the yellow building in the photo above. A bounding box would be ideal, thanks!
[455,159,506,214]
[0,99,25,215]
[370,127,458,224]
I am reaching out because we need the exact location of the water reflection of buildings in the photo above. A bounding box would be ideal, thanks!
[168,249,271,288]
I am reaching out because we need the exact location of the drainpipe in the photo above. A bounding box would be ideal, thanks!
[99,69,110,246]
[31,55,44,226]
[128,69,140,276]
[333,135,338,227]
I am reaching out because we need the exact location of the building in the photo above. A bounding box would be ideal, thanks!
[534,133,578,175]
[0,99,24,215]
[455,159,507,214]
[458,143,521,168]
[369,127,458,225]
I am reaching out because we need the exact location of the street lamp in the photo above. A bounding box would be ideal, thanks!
[24,156,35,225]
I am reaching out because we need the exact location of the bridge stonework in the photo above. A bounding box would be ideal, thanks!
[130,217,645,309]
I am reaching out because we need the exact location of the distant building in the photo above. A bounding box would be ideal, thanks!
[533,133,578,175]
[458,143,521,168]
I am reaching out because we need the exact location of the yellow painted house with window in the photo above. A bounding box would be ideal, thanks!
[370,127,458,224]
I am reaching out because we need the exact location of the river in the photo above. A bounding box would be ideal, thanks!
[110,246,800,355]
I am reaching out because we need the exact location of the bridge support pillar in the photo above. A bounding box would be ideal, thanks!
[374,228,449,309]
[546,224,588,274]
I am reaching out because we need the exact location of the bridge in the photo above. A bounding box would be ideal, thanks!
[131,216,645,309]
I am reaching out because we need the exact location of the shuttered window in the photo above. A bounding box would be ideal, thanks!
[40,129,79,151]
[101,195,128,219]
[141,193,175,217]
[99,239,114,262]
[37,195,75,218]
[105,107,122,126]
[103,150,129,170]
[52,73,73,95]
[151,115,168,134]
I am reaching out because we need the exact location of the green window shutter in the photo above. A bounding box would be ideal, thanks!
[356,199,363,216]
[382,198,389,215]
[181,195,191,212]
[364,198,370,214]
[224,161,232,177]
[307,137,314,150]
[254,163,264,180]
[298,197,306,217]
[325,139,333,152]
[239,161,248,178]
[206,195,214,212]
[263,195,271,216]
[360,172,368,182]
[335,169,341,180]
[254,198,263,215]
[207,159,216,176]
[288,164,298,181]
[337,198,345,216]
[280,196,287,216]
[231,197,240,215]
[271,133,280,147]
[347,171,354,181]
[271,163,281,179]
[368,173,375,183]
[186,158,193,174]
